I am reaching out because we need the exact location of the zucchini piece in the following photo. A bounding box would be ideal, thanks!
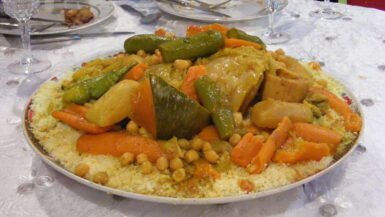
[124,34,174,54]
[227,28,266,50]
[159,30,224,63]
[195,76,235,139]
[63,63,137,104]
[150,75,210,139]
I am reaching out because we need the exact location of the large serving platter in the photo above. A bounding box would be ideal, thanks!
[22,49,363,205]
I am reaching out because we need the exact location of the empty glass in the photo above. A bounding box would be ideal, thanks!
[309,0,342,20]
[3,0,51,74]
[262,0,290,45]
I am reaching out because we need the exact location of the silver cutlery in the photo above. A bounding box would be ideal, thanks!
[31,31,135,44]
[120,4,162,24]
[193,0,231,9]
[158,0,231,18]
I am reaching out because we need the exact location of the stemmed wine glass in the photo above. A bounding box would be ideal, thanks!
[262,0,290,45]
[3,0,51,74]
[309,0,342,20]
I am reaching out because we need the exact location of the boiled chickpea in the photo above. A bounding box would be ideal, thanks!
[156,157,169,171]
[204,150,219,163]
[191,137,203,150]
[178,139,191,150]
[170,158,183,170]
[126,121,139,134]
[120,152,134,166]
[149,55,162,65]
[184,150,200,163]
[74,163,89,177]
[140,161,153,174]
[172,168,186,182]
[275,48,285,56]
[229,134,242,146]
[202,142,212,152]
[136,153,148,164]
[93,172,108,185]
[137,49,147,58]
[233,112,243,127]
[173,59,192,71]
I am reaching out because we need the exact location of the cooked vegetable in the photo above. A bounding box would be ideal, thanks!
[262,74,310,102]
[160,137,184,158]
[294,123,342,145]
[195,76,235,139]
[63,103,88,117]
[159,30,225,63]
[186,23,229,37]
[276,56,311,80]
[273,141,330,164]
[77,132,165,162]
[124,34,173,54]
[343,112,362,132]
[180,65,208,102]
[86,80,139,127]
[224,38,262,50]
[231,133,263,167]
[150,75,210,139]
[123,63,148,81]
[63,64,136,104]
[227,28,266,50]
[251,99,313,128]
[248,117,293,174]
[52,110,112,134]
[194,159,220,179]
[198,125,220,142]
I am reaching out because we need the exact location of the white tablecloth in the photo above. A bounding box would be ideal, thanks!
[1,0,385,216]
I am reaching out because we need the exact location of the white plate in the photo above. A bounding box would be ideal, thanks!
[157,0,288,23]
[0,0,114,36]
[23,49,363,205]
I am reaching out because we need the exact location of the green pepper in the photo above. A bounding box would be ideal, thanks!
[124,34,174,54]
[159,30,224,63]
[227,28,266,50]
[195,76,235,139]
[63,63,137,104]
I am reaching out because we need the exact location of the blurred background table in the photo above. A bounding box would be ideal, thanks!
[1,0,385,216]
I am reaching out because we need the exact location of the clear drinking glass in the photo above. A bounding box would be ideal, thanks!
[262,0,290,45]
[309,0,342,20]
[3,0,51,74]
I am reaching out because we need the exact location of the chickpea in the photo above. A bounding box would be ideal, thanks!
[126,121,139,134]
[275,48,285,56]
[156,157,169,171]
[178,139,191,150]
[74,163,89,177]
[136,153,148,164]
[169,158,183,170]
[120,152,134,166]
[233,112,243,127]
[172,168,186,182]
[93,172,108,185]
[242,119,252,127]
[139,127,148,136]
[184,150,200,163]
[137,49,147,58]
[229,134,242,146]
[204,150,219,163]
[191,137,203,150]
[202,142,212,152]
[173,59,192,71]
[149,55,162,65]
[140,161,153,174]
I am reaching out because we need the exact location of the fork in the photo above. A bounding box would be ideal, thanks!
[192,0,231,9]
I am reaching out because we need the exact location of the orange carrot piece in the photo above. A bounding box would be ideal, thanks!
[244,125,259,135]
[194,159,220,179]
[123,63,148,81]
[180,65,208,102]
[231,133,263,167]
[63,104,88,117]
[273,142,330,164]
[309,86,353,115]
[224,38,262,50]
[115,135,165,162]
[344,112,362,132]
[238,179,255,192]
[198,125,220,142]
[131,79,157,137]
[186,25,203,37]
[155,28,166,36]
[248,117,293,174]
[186,23,229,37]
[294,123,342,145]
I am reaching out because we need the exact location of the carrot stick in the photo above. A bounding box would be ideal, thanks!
[186,23,229,37]
[294,123,342,145]
[123,63,148,81]
[193,159,220,179]
[224,38,262,50]
[198,125,220,142]
[273,141,330,164]
[63,104,88,117]
[309,86,353,115]
[52,111,112,134]
[186,25,203,37]
[155,28,166,36]
[231,133,263,167]
[248,117,293,174]
[180,65,207,102]
[244,125,259,135]
[343,112,362,132]
[77,132,165,162]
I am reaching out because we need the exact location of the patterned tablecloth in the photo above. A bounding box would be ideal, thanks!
[0,0,385,216]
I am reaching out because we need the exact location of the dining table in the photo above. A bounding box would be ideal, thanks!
[0,0,385,216]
